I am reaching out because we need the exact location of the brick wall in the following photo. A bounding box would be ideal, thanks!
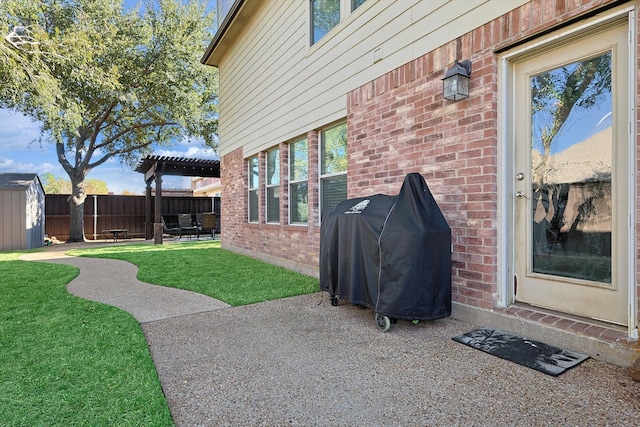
[221,132,321,275]
[346,0,628,309]
[220,147,245,245]
[348,41,499,309]
[220,0,638,319]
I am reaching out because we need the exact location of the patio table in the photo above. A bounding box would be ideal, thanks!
[103,229,128,242]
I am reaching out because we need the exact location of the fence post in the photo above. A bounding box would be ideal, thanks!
[154,173,163,244]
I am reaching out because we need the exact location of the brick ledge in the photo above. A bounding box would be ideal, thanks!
[452,301,639,368]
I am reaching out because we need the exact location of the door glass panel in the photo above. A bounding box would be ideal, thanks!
[530,52,612,283]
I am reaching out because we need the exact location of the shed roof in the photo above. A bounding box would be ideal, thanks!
[0,173,40,190]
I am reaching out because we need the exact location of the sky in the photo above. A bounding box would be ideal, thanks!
[0,109,217,194]
[0,0,218,195]
[532,97,612,155]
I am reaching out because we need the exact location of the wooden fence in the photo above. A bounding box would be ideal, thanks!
[46,194,221,241]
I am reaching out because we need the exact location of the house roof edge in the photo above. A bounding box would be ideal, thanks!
[201,0,246,67]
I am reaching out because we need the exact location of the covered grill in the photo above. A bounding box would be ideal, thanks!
[319,173,451,331]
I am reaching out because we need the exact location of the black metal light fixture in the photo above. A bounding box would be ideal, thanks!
[442,60,472,101]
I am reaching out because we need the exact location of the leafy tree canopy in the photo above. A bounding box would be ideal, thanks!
[1,0,219,240]
[41,172,108,194]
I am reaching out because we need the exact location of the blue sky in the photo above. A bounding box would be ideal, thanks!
[0,0,218,195]
[530,55,613,154]
[532,97,612,155]
[0,109,217,194]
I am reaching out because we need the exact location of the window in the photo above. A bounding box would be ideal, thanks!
[289,138,309,224]
[311,0,340,45]
[266,147,280,223]
[352,0,366,11]
[311,0,367,45]
[320,123,347,215]
[248,156,259,223]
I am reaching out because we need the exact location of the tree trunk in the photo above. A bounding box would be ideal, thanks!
[66,172,87,242]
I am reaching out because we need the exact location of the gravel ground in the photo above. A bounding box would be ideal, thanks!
[21,244,640,426]
[142,293,640,427]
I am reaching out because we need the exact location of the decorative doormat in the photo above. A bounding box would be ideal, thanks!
[452,326,589,376]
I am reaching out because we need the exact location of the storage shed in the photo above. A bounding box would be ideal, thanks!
[0,173,46,250]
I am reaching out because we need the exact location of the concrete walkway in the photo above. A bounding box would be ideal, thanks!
[20,246,230,323]
[19,244,640,426]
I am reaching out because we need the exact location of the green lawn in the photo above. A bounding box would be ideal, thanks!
[1,240,318,426]
[68,240,319,306]
[0,252,173,426]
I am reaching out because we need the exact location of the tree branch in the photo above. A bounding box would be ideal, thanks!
[93,103,117,140]
[56,141,74,175]
[4,26,39,51]
[94,120,177,150]
[87,139,156,170]
[83,102,118,166]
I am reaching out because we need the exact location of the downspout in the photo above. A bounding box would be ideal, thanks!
[93,194,98,241]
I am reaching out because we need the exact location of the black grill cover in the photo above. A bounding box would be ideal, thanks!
[319,173,451,321]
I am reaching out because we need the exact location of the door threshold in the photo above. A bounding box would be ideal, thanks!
[453,302,638,366]
[507,302,629,337]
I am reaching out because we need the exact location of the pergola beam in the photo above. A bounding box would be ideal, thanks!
[135,155,221,243]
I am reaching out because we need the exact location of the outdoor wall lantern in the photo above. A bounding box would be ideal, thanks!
[442,60,472,101]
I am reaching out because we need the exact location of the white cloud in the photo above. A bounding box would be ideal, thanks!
[185,146,218,158]
[0,109,44,151]
[154,145,218,159]
[0,156,59,174]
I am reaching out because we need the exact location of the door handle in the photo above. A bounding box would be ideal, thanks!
[515,191,527,199]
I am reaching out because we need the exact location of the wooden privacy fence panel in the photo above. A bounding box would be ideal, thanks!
[46,194,220,241]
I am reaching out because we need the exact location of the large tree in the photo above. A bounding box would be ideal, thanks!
[1,0,218,241]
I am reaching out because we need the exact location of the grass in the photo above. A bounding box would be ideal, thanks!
[0,251,173,427]
[2,240,318,425]
[68,240,320,306]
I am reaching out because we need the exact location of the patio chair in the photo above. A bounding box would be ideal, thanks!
[196,212,217,239]
[162,217,180,238]
[178,214,199,239]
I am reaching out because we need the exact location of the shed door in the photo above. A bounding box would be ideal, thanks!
[513,20,629,325]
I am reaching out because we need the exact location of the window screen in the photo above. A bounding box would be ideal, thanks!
[320,123,347,214]
[248,156,259,223]
[266,148,280,223]
[289,138,309,224]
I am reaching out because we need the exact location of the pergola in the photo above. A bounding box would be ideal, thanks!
[135,155,220,243]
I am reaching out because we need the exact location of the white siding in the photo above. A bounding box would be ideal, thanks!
[217,0,528,157]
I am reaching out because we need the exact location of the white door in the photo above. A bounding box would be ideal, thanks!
[513,19,629,325]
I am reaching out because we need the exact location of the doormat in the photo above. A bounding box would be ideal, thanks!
[452,326,589,376]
